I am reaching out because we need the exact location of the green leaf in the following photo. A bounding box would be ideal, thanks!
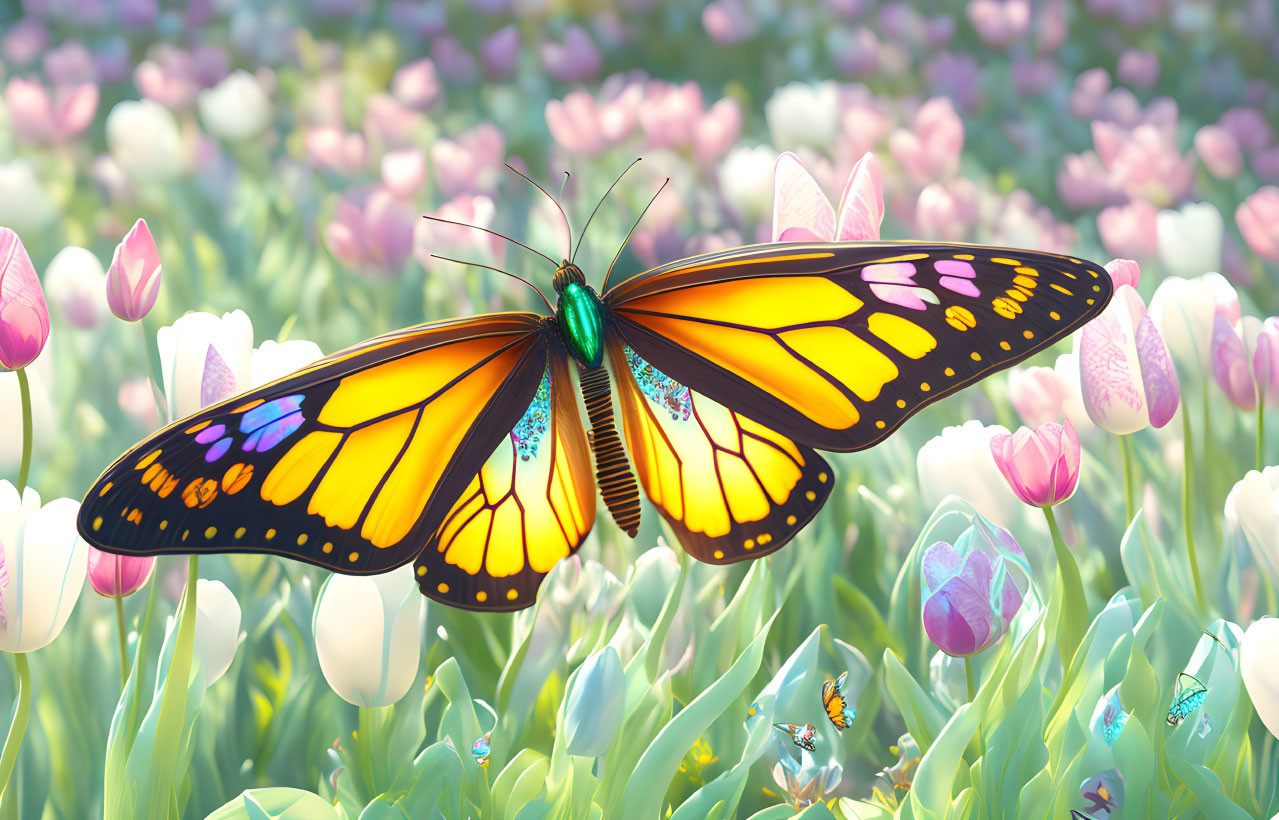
[362,741,463,820]
[492,749,549,820]
[204,787,340,820]
[882,650,947,752]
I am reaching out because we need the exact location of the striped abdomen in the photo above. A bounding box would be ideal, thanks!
[578,365,641,537]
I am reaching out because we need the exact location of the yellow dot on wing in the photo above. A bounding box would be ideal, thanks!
[1087,298,1095,305]
[186,421,210,434]
[1050,311,1061,320]
[349,552,359,562]
[1050,283,1073,295]
[232,399,264,413]
[322,542,334,553]
[713,549,724,560]
[991,257,1020,266]
[416,566,426,576]
[920,382,930,391]
[806,490,817,501]
[160,520,168,530]
[818,472,828,482]
[896,399,906,408]
[92,516,103,531]
[205,527,217,539]
[476,591,487,602]
[135,449,161,470]
[506,589,518,601]
[875,420,885,429]
[954,253,975,260]
[1014,266,1039,276]
[181,530,189,541]
[1000,341,1011,351]
[99,482,112,497]
[944,367,955,376]
[265,528,276,540]
[1023,330,1034,339]
[234,527,246,539]
[437,582,449,594]
[786,515,797,526]
[744,539,755,550]
[297,533,309,546]
[971,352,982,361]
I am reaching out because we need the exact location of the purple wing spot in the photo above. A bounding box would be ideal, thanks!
[205,437,232,462]
[195,424,226,444]
[940,277,981,297]
[240,395,305,434]
[934,259,976,278]
[244,412,304,453]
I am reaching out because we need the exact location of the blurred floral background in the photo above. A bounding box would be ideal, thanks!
[1,0,1279,816]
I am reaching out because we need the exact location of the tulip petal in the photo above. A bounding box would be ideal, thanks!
[834,152,884,241]
[1132,305,1181,427]
[0,228,49,370]
[771,152,835,243]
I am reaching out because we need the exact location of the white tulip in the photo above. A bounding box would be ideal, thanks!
[157,310,254,419]
[198,70,272,142]
[43,246,108,329]
[0,159,57,234]
[916,420,1020,528]
[1156,202,1223,280]
[1225,468,1279,584]
[312,564,425,707]
[106,99,183,184]
[0,482,88,653]
[766,81,840,151]
[1242,617,1279,739]
[193,578,241,685]
[251,339,324,388]
[719,144,779,226]
[1148,272,1239,372]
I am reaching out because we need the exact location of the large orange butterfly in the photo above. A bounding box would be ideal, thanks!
[77,194,1112,611]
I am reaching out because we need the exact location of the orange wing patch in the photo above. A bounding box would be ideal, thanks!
[416,350,595,611]
[609,341,831,563]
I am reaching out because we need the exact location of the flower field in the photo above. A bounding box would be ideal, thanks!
[1,0,1279,817]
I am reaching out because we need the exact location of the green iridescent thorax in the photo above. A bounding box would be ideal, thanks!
[556,281,604,368]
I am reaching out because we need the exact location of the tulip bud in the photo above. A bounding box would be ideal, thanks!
[0,228,50,371]
[86,546,155,597]
[192,578,240,684]
[990,420,1081,508]
[105,218,162,322]
[564,646,624,756]
[1242,617,1279,739]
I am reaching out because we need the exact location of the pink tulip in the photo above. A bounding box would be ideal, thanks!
[692,97,742,164]
[362,94,419,151]
[1056,152,1125,210]
[105,219,162,322]
[4,77,98,144]
[43,40,96,86]
[1078,268,1180,434]
[1008,366,1068,428]
[1097,200,1159,259]
[1092,121,1194,207]
[990,420,1081,507]
[1195,125,1244,180]
[966,0,1030,48]
[1237,186,1279,262]
[304,126,367,176]
[888,97,963,183]
[479,26,518,79]
[0,228,50,371]
[1218,107,1273,154]
[2,19,47,67]
[638,81,704,150]
[432,123,504,197]
[1117,49,1159,89]
[381,148,427,200]
[87,547,155,597]
[703,0,757,43]
[540,25,601,84]
[772,151,884,243]
[1211,315,1257,410]
[913,179,978,242]
[414,194,504,271]
[324,187,415,278]
[1104,258,1141,290]
[1253,318,1279,407]
[922,517,1027,657]
[1069,68,1111,121]
[546,85,641,156]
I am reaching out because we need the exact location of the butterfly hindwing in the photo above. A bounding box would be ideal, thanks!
[79,314,550,576]
[606,241,1112,452]
[822,671,854,730]
[607,339,832,564]
[1166,673,1207,727]
[415,343,596,611]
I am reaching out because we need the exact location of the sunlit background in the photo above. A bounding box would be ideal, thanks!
[0,0,1278,817]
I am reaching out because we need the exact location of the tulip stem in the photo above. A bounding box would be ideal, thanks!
[1257,398,1265,472]
[1182,408,1207,615]
[1043,506,1086,667]
[138,321,168,425]
[116,596,129,689]
[964,656,976,702]
[14,369,31,495]
[0,654,30,804]
[1120,435,1136,525]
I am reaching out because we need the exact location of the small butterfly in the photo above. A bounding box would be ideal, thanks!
[77,164,1113,611]
[774,722,817,752]
[821,671,856,730]
[1166,673,1207,727]
[1090,688,1128,746]
[746,701,761,719]
[471,733,491,768]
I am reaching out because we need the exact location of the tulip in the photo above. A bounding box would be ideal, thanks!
[921,516,1028,657]
[414,194,504,274]
[480,26,518,79]
[1156,202,1223,280]
[313,563,424,707]
[191,578,240,685]
[1253,318,1279,408]
[1225,468,1279,586]
[1092,121,1194,208]
[156,309,253,419]
[1148,272,1239,373]
[1056,151,1125,210]
[1007,366,1067,429]
[1211,315,1259,411]
[105,99,184,184]
[626,542,693,672]
[197,70,271,142]
[43,246,108,329]
[703,0,757,44]
[1237,186,1279,262]
[917,420,1020,528]
[380,148,427,200]
[546,87,640,157]
[1117,49,1159,89]
[0,161,56,236]
[564,646,624,756]
[966,0,1030,48]
[1218,107,1273,153]
[1242,617,1279,740]
[889,97,963,183]
[1194,126,1243,180]
[539,25,601,84]
[250,339,323,388]
[772,750,843,810]
[391,58,439,110]
[304,127,367,176]
[990,420,1081,508]
[431,123,504,198]
[3,76,98,144]
[87,548,154,598]
[0,229,51,372]
[2,19,46,67]
[362,94,419,152]
[691,97,742,164]
[1097,200,1159,260]
[719,144,778,227]
[765,81,841,152]
[323,188,416,278]
[771,151,883,243]
[913,179,979,242]
[430,37,476,83]
[105,218,163,322]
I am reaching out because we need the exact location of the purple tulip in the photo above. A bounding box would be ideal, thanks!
[922,516,1028,657]
[86,547,155,598]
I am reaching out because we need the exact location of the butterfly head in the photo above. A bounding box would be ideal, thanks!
[554,261,605,368]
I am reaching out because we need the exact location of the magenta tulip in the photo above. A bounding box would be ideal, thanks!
[990,420,1081,507]
[922,516,1028,657]
[86,546,155,598]
[105,218,162,322]
[0,228,50,371]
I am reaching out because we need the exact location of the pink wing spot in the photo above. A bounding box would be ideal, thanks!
[863,262,929,311]
[940,276,981,297]
[934,259,976,278]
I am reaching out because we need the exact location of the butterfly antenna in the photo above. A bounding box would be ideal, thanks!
[558,170,571,199]
[421,215,559,267]
[572,157,641,266]
[602,176,669,292]
[430,254,554,312]
[505,163,572,259]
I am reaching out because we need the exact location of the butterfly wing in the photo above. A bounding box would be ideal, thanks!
[1166,673,1207,726]
[414,342,596,611]
[823,671,852,730]
[605,241,1112,452]
[606,340,832,564]
[79,314,551,576]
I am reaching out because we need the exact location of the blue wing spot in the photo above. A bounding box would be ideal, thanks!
[243,412,304,453]
[204,437,233,462]
[238,395,306,453]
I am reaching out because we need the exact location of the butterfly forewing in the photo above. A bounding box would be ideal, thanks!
[79,314,550,576]
[607,339,832,563]
[415,343,596,611]
[606,241,1112,452]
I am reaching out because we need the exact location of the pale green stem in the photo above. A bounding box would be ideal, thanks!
[138,321,168,425]
[1044,506,1086,668]
[14,369,31,495]
[1182,409,1207,614]
[1120,435,1136,526]
[964,656,976,703]
[0,654,30,803]
[115,596,128,690]
[1258,397,1266,472]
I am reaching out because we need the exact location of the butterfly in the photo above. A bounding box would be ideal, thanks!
[471,734,491,768]
[746,701,762,720]
[821,671,855,730]
[1166,673,1207,727]
[1090,687,1128,746]
[76,171,1114,611]
[774,722,817,752]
